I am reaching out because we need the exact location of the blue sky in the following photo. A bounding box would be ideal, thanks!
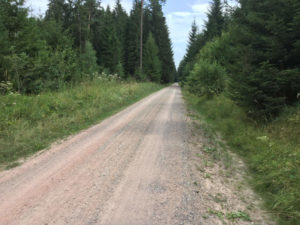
[25,0,237,67]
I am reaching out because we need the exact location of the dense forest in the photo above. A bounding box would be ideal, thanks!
[0,0,176,94]
[180,1,300,224]
[179,0,300,120]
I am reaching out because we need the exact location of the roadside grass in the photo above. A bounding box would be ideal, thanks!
[0,80,164,167]
[183,91,300,225]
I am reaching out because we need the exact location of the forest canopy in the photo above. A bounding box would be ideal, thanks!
[0,0,176,94]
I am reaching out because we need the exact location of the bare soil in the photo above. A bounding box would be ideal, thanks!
[0,85,273,225]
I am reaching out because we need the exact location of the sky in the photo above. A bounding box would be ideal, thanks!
[25,0,237,67]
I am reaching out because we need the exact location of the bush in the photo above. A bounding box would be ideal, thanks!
[186,60,226,97]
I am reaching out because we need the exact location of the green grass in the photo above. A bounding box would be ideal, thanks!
[0,80,163,166]
[183,91,300,225]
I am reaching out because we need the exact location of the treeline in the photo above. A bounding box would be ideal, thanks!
[0,0,176,94]
[179,0,300,120]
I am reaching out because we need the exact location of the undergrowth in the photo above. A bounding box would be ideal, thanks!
[183,91,300,225]
[0,80,163,166]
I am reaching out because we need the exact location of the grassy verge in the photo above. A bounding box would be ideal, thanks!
[0,80,164,167]
[183,91,300,225]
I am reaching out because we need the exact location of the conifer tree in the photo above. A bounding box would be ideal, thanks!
[113,0,129,67]
[185,20,198,62]
[80,40,98,77]
[204,0,224,41]
[45,0,67,24]
[148,0,175,83]
[124,0,141,77]
[143,32,161,82]
[228,0,300,118]
[99,6,121,73]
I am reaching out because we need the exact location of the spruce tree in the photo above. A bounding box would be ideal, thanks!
[113,0,129,70]
[143,32,161,82]
[185,20,198,62]
[124,0,141,77]
[148,0,175,83]
[204,0,224,41]
[80,40,98,77]
[228,0,300,118]
[45,0,67,24]
[99,6,121,73]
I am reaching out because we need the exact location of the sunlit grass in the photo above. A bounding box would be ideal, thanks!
[0,80,163,166]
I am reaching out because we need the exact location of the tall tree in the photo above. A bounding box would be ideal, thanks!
[204,0,224,41]
[147,0,175,83]
[45,0,67,24]
[178,22,206,83]
[124,0,142,77]
[113,0,129,66]
[99,6,121,73]
[143,32,161,82]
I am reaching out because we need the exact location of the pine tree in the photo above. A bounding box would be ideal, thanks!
[143,32,161,82]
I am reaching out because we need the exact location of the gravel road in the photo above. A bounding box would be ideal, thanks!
[0,84,272,225]
[0,85,198,225]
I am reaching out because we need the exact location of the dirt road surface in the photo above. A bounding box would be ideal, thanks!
[0,85,272,225]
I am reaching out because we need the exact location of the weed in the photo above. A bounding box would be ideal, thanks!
[202,214,209,219]
[205,173,211,178]
[208,208,224,219]
[226,211,251,221]
[204,146,217,153]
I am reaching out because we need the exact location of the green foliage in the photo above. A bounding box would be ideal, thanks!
[98,7,121,73]
[184,93,300,225]
[147,0,176,83]
[0,81,163,165]
[186,60,225,98]
[185,33,230,98]
[0,0,175,94]
[181,0,300,120]
[204,0,224,41]
[226,211,251,221]
[226,0,300,119]
[80,40,98,78]
[143,32,161,82]
[123,1,141,77]
[178,0,225,83]
[115,62,125,78]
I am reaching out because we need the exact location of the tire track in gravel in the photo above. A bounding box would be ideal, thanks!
[0,85,193,225]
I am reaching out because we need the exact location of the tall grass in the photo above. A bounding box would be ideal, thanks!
[0,80,163,166]
[183,92,300,225]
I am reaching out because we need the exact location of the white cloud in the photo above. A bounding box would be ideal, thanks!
[25,0,48,16]
[191,2,209,14]
[171,12,192,17]
[166,1,210,67]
